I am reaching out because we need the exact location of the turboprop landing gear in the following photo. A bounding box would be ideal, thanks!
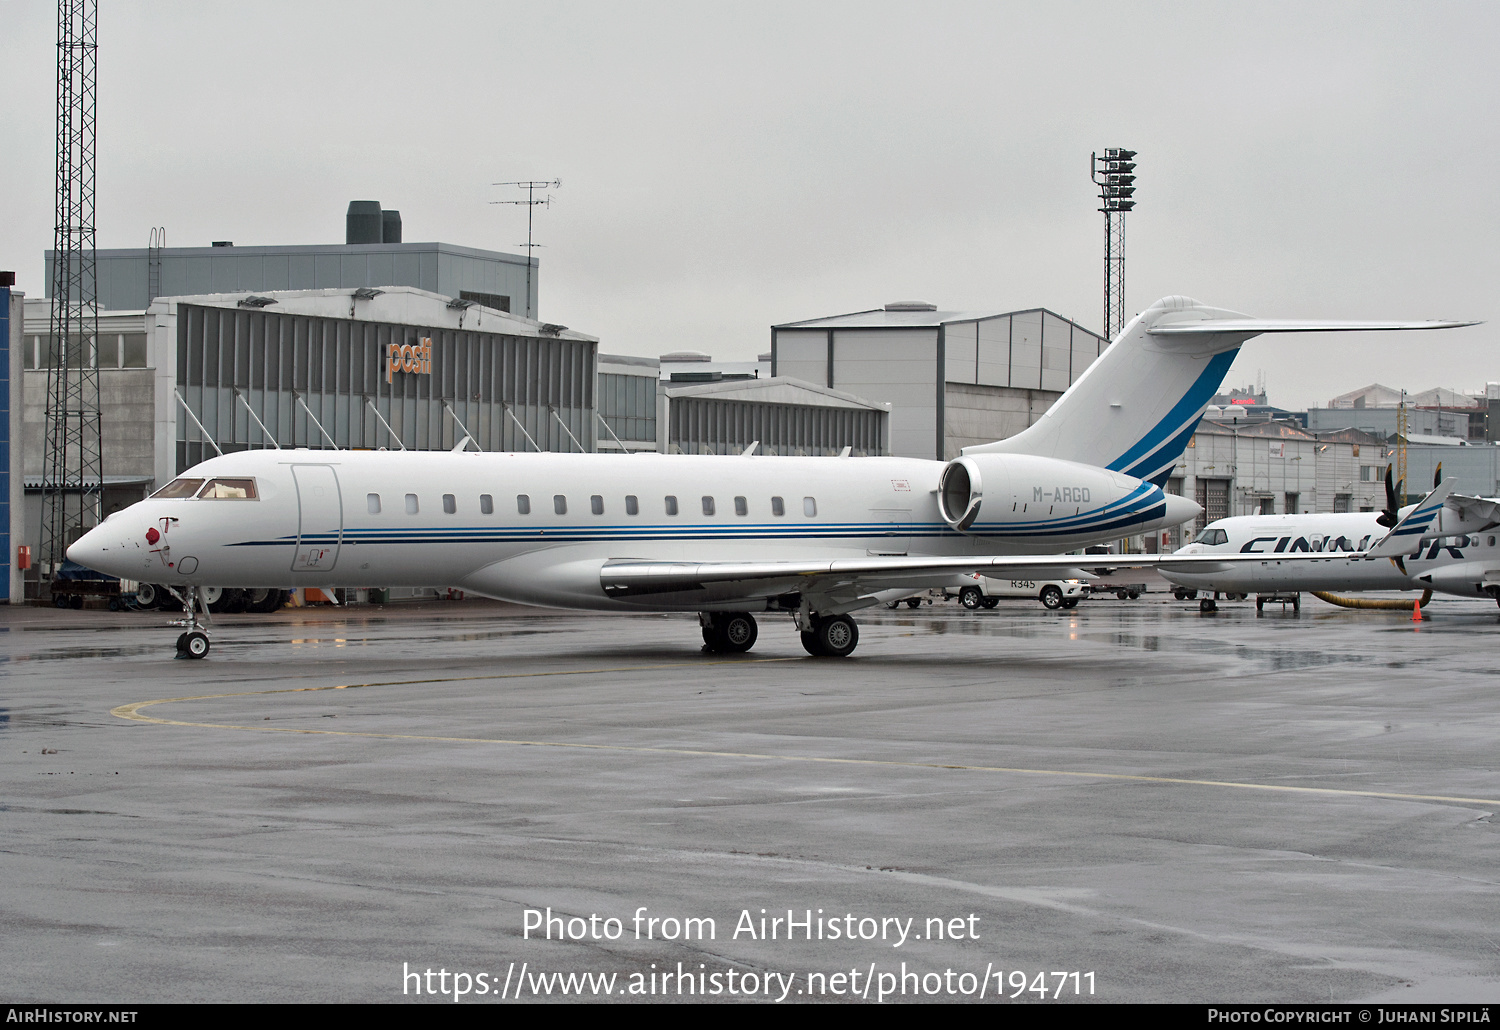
[1199,597,1218,614]
[799,614,859,658]
[168,585,212,659]
[699,612,758,654]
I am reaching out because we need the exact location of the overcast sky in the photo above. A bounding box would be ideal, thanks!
[2,1,1496,410]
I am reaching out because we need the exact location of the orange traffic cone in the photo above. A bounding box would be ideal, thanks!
[1411,598,1422,622]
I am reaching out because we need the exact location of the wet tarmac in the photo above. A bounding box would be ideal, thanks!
[3,594,1499,1003]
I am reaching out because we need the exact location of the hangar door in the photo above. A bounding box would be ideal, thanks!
[291,465,343,572]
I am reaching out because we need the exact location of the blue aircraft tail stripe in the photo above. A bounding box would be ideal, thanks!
[1107,349,1240,475]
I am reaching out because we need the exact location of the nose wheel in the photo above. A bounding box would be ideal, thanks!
[176,630,211,659]
[169,585,213,659]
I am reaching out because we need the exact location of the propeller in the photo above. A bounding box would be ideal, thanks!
[1376,464,1400,528]
[1434,462,1443,489]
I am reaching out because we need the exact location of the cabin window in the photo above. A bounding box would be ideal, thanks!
[771,496,785,517]
[702,496,716,516]
[591,495,605,515]
[443,493,457,515]
[405,493,419,515]
[625,495,639,516]
[734,496,748,517]
[480,494,494,515]
[516,494,531,515]
[554,494,568,515]
[367,493,381,515]
[152,478,204,499]
[803,496,817,517]
[665,495,678,516]
[197,478,257,500]
[1490,536,1496,547]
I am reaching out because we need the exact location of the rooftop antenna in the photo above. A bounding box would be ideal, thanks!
[491,179,560,319]
[1091,148,1136,342]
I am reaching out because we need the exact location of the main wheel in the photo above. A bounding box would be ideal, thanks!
[1039,585,1064,610]
[886,600,901,609]
[1256,597,1266,611]
[714,613,758,653]
[814,615,859,658]
[959,586,983,610]
[1291,595,1301,613]
[178,630,210,659]
[247,588,286,614]
[800,629,825,657]
[1200,598,1217,613]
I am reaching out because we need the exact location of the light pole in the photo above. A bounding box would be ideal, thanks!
[1091,148,1136,342]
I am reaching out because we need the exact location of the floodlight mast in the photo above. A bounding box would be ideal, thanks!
[42,0,104,592]
[1091,148,1137,342]
[491,179,560,319]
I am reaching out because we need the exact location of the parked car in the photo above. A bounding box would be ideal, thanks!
[945,574,1090,610]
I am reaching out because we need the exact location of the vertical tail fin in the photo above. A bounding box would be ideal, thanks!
[967,298,1477,486]
[964,297,1251,485]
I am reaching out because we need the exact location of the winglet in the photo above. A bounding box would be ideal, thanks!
[1367,479,1459,558]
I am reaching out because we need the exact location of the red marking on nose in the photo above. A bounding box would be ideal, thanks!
[145,527,160,545]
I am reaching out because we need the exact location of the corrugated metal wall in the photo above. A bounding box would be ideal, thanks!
[174,304,594,472]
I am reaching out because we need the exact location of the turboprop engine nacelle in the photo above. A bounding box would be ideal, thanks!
[937,453,1170,537]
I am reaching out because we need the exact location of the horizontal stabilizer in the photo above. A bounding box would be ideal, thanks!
[1448,493,1500,527]
[1150,319,1479,337]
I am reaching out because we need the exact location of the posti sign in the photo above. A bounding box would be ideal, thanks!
[386,337,432,383]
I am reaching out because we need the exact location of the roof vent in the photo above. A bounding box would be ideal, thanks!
[884,301,936,311]
[211,241,233,248]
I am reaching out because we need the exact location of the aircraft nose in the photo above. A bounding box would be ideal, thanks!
[1163,492,1203,527]
[66,524,121,577]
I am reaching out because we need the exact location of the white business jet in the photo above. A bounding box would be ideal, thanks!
[67,296,1475,658]
[1160,470,1500,610]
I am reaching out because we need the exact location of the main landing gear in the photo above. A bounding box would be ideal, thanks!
[799,614,859,658]
[696,610,862,658]
[168,585,212,659]
[700,612,759,654]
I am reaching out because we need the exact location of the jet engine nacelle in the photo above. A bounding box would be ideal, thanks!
[937,453,1159,535]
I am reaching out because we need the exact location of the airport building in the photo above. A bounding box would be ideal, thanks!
[597,352,887,456]
[49,202,538,317]
[771,303,1108,460]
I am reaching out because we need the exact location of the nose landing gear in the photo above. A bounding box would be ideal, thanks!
[167,585,212,659]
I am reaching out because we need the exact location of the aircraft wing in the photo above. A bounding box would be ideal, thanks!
[600,554,1098,605]
[1447,493,1500,528]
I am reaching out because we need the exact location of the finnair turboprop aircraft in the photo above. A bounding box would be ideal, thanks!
[66,296,1475,659]
[1160,474,1500,609]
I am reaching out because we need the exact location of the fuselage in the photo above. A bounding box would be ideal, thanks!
[69,448,1195,611]
[1166,511,1500,598]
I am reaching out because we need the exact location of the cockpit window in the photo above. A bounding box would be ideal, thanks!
[1192,528,1228,546]
[196,478,258,500]
[152,478,204,499]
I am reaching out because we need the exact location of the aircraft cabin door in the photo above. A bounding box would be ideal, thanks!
[867,508,912,556]
[291,465,343,573]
